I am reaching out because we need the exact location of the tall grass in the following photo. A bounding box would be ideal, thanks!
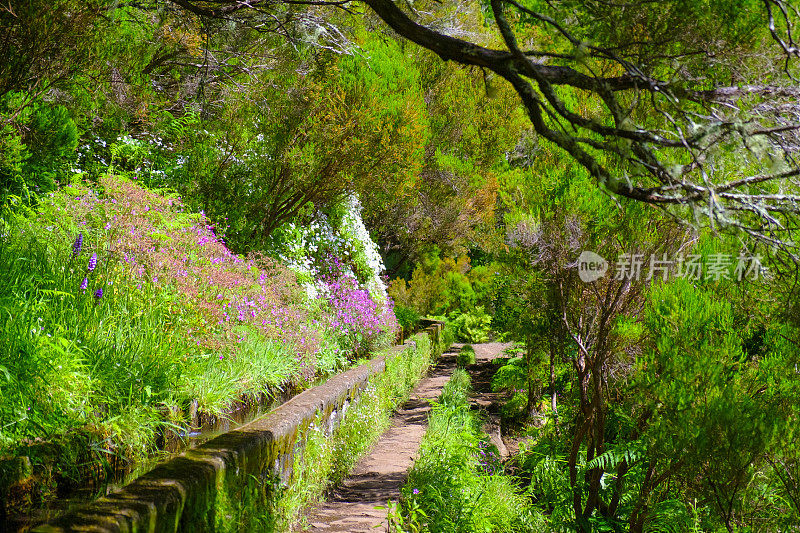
[1,224,176,440]
[397,369,545,532]
[0,229,301,463]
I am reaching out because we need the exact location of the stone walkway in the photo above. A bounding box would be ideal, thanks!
[297,342,510,532]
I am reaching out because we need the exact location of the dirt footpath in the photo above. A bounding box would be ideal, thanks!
[298,342,510,532]
[469,343,512,459]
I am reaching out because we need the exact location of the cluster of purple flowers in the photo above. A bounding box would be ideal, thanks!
[71,232,83,257]
[57,178,402,372]
[319,255,398,356]
[475,440,502,476]
[59,176,319,357]
[72,234,101,299]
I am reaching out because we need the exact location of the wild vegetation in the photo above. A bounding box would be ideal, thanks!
[395,369,541,532]
[0,175,398,517]
[230,331,449,531]
[2,0,800,531]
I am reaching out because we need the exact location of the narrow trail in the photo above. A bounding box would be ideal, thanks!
[468,343,512,459]
[298,342,510,532]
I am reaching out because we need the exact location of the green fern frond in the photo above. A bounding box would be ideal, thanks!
[643,499,692,533]
[585,440,644,472]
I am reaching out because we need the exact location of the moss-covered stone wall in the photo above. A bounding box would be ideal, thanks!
[32,323,447,533]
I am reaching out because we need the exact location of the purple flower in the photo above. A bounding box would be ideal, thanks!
[71,233,83,258]
[412,488,419,495]
[80,277,88,291]
[94,288,103,301]
[88,252,97,272]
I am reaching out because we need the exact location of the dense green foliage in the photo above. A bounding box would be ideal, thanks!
[2,0,800,531]
[480,152,800,530]
[388,252,498,342]
[0,174,397,515]
[457,345,476,368]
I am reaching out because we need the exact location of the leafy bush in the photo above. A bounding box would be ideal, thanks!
[450,308,492,343]
[634,278,795,529]
[266,194,391,304]
[439,368,472,408]
[318,255,398,358]
[0,94,79,209]
[388,251,499,318]
[388,252,498,344]
[457,345,476,367]
[515,442,575,528]
[490,353,530,416]
[440,322,456,349]
[394,304,421,336]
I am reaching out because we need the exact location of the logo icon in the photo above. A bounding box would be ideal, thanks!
[578,251,608,282]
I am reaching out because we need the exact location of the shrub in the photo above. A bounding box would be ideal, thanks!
[318,255,398,358]
[387,251,499,318]
[0,94,79,209]
[441,322,456,349]
[457,345,476,367]
[490,351,529,417]
[394,304,421,336]
[450,307,492,343]
[266,194,394,314]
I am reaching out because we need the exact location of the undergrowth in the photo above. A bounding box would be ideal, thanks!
[226,331,442,531]
[395,369,544,532]
[457,344,476,367]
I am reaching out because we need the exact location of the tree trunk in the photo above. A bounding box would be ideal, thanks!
[549,340,557,422]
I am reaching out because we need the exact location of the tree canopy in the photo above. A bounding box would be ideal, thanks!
[170,0,800,252]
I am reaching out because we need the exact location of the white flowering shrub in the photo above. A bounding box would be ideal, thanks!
[266,194,398,358]
[337,195,388,302]
[268,194,389,302]
[268,216,345,300]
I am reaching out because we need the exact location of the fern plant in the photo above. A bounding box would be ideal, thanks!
[584,440,644,472]
[643,499,697,533]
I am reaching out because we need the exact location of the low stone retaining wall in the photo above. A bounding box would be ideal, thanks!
[33,323,445,533]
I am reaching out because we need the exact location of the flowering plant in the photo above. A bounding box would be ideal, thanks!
[268,194,389,304]
[49,176,321,356]
[318,255,398,357]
